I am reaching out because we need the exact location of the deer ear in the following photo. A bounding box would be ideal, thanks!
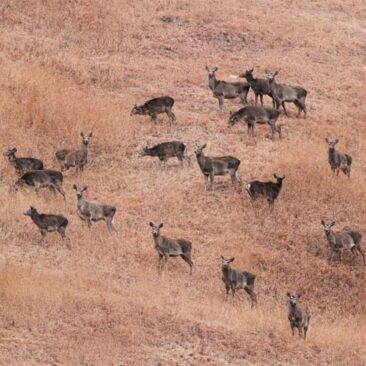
[12,148,17,153]
[274,174,278,179]
[282,175,286,180]
[205,65,209,71]
[202,144,207,149]
[73,184,77,190]
[331,221,335,227]
[325,138,329,143]
[230,257,235,262]
[287,292,291,297]
[297,293,302,298]
[159,223,164,228]
[335,139,339,144]
[274,71,279,76]
[89,132,93,137]
[321,219,325,225]
[213,67,218,72]
[149,222,154,227]
[83,186,88,192]
[80,131,84,137]
[249,67,254,73]
[229,110,233,116]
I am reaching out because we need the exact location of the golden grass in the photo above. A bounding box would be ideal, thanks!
[0,0,366,365]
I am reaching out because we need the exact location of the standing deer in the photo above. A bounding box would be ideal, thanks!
[149,222,193,274]
[4,148,44,174]
[228,106,282,139]
[265,70,307,118]
[130,96,176,125]
[14,170,65,200]
[325,138,352,178]
[246,174,285,207]
[206,66,249,110]
[321,220,365,265]
[55,131,93,172]
[24,206,70,247]
[194,144,240,190]
[239,68,275,107]
[221,256,257,308]
[141,141,189,164]
[73,185,117,231]
[287,293,310,340]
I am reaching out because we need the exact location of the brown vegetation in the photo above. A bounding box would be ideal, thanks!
[0,0,366,365]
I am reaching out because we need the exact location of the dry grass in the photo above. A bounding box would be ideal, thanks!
[0,0,366,365]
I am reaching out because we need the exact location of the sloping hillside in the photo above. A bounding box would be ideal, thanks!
[0,1,366,365]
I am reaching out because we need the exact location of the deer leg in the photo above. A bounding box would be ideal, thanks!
[167,110,175,126]
[244,287,257,308]
[150,113,157,123]
[303,326,308,340]
[209,173,215,191]
[107,217,118,232]
[254,94,258,106]
[181,254,193,274]
[218,96,224,111]
[282,102,289,116]
[231,288,236,298]
[291,324,295,336]
[260,94,264,106]
[357,247,366,265]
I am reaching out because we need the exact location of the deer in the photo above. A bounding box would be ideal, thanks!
[149,222,193,274]
[287,293,310,340]
[265,70,307,118]
[3,148,44,175]
[321,220,365,265]
[239,68,275,107]
[221,256,257,308]
[194,144,240,190]
[55,131,93,172]
[73,185,117,231]
[246,174,285,207]
[141,141,189,164]
[205,66,249,110]
[130,96,176,125]
[24,206,70,248]
[14,170,65,200]
[228,106,282,139]
[325,138,352,178]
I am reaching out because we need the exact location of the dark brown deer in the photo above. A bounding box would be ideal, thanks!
[56,131,93,172]
[24,206,70,248]
[325,138,352,178]
[141,141,189,164]
[221,256,257,308]
[239,68,274,107]
[287,293,310,340]
[206,66,249,110]
[4,148,44,174]
[149,222,193,274]
[266,70,307,118]
[246,174,285,207]
[130,96,176,125]
[228,106,281,139]
[194,144,240,190]
[321,220,365,265]
[14,170,65,200]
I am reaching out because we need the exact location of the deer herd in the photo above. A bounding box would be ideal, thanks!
[4,66,364,341]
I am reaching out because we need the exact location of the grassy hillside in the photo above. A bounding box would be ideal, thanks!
[0,0,366,365]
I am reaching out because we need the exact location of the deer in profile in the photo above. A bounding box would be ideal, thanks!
[55,131,93,172]
[265,70,307,118]
[325,138,352,178]
[4,148,44,175]
[73,185,117,231]
[205,66,249,110]
[130,96,176,125]
[141,141,189,164]
[149,222,193,274]
[246,174,285,207]
[287,293,310,340]
[228,106,282,139]
[321,220,365,265]
[221,256,257,308]
[194,144,240,190]
[24,206,70,248]
[239,68,275,107]
[14,170,65,201]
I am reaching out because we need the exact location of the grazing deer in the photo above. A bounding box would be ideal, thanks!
[228,106,282,139]
[15,170,65,200]
[56,131,93,172]
[221,256,257,308]
[24,206,70,247]
[3,148,44,174]
[194,144,240,190]
[73,185,117,231]
[246,174,285,207]
[321,220,365,265]
[141,141,189,164]
[206,66,249,110]
[265,70,307,118]
[130,96,176,125]
[325,138,352,178]
[287,293,310,340]
[149,222,193,274]
[239,68,275,107]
